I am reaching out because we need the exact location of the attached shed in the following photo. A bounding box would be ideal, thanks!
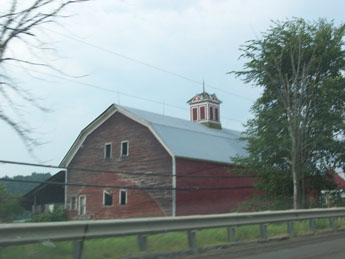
[22,171,65,214]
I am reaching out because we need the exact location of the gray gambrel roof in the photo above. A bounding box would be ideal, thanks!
[60,104,248,167]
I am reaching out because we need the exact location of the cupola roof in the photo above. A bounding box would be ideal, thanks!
[187,91,222,105]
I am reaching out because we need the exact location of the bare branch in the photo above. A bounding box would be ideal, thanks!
[0,0,89,153]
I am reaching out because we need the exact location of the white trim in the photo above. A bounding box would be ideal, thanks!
[119,189,127,205]
[116,106,174,157]
[64,169,68,209]
[60,104,175,167]
[199,105,206,120]
[70,196,77,210]
[192,107,198,121]
[78,195,87,216]
[104,142,112,159]
[103,190,113,207]
[172,156,176,217]
[120,140,129,157]
[60,105,117,167]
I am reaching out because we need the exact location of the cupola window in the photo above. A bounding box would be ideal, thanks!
[200,106,205,120]
[215,108,219,121]
[192,108,198,121]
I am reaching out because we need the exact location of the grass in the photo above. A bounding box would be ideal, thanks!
[1,217,345,259]
[0,241,73,259]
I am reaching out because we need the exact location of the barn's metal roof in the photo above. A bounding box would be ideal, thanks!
[120,105,247,164]
[60,104,248,167]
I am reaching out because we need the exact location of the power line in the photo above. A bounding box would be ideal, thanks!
[0,159,256,179]
[0,178,254,191]
[7,63,244,124]
[47,28,254,102]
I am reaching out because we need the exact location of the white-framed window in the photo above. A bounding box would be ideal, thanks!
[104,143,112,159]
[78,195,86,215]
[70,196,77,210]
[192,107,198,121]
[119,189,127,205]
[121,141,129,157]
[103,190,113,206]
[200,106,206,120]
[215,107,219,121]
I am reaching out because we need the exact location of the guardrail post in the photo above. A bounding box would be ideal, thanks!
[309,219,316,233]
[329,217,336,231]
[137,234,148,252]
[287,221,295,237]
[73,240,84,259]
[259,224,267,240]
[227,227,236,242]
[187,230,198,254]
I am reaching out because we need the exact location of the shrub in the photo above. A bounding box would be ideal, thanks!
[34,206,67,222]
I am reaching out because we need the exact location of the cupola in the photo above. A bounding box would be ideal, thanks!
[187,88,222,129]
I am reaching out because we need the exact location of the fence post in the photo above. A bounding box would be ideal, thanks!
[287,221,295,237]
[187,230,198,254]
[329,217,336,231]
[259,224,267,240]
[73,240,84,259]
[137,235,148,252]
[227,227,236,242]
[309,219,316,233]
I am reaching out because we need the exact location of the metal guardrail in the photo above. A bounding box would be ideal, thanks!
[1,208,345,258]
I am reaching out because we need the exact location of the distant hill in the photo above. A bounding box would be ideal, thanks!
[1,173,52,195]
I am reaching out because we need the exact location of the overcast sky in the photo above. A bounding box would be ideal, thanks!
[1,0,345,177]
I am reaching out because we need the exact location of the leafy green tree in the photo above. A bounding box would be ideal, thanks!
[232,18,345,209]
[2,172,52,195]
[0,184,23,221]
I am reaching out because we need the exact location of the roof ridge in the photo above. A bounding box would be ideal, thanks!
[151,122,242,141]
[118,104,242,136]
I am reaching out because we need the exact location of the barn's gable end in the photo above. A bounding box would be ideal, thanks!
[66,109,173,218]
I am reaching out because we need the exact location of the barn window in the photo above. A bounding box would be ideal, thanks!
[210,107,213,120]
[200,106,205,120]
[192,107,198,121]
[121,141,129,157]
[215,108,219,121]
[79,195,86,215]
[104,143,112,159]
[70,196,77,210]
[119,189,127,205]
[103,190,113,206]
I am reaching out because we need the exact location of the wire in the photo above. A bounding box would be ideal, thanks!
[0,160,256,179]
[7,63,244,124]
[47,29,254,102]
[0,178,254,191]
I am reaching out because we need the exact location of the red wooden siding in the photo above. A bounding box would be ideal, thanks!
[175,158,256,216]
[67,112,173,219]
[67,172,164,219]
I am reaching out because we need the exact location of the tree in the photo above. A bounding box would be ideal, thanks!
[232,18,345,209]
[0,184,22,221]
[2,172,51,195]
[0,0,87,152]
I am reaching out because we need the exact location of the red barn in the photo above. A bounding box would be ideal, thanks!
[59,92,256,219]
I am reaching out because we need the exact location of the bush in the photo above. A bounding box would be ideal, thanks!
[234,196,293,212]
[34,206,67,222]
